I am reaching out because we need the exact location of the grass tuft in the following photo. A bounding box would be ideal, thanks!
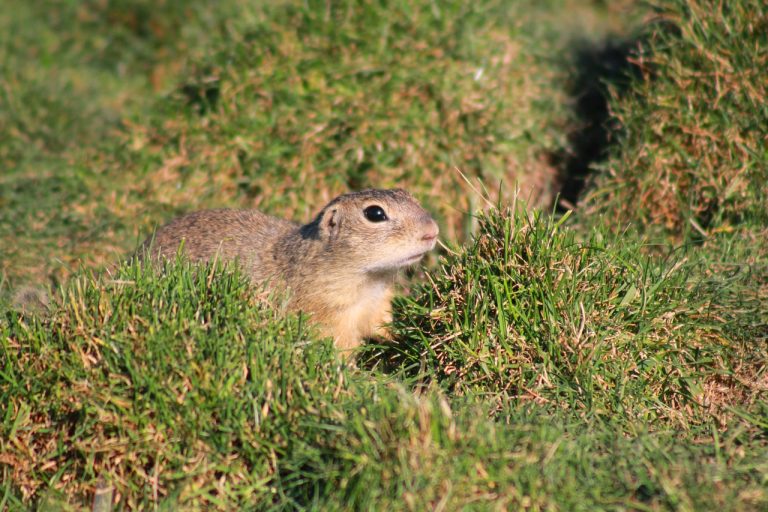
[586,0,768,242]
[377,206,760,427]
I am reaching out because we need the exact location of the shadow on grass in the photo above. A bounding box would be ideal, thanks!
[551,35,644,210]
[359,337,423,380]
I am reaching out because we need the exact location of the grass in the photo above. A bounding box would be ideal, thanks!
[378,208,744,427]
[585,0,768,242]
[1,0,767,509]
[3,257,766,509]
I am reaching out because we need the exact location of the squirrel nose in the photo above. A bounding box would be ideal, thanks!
[421,219,439,241]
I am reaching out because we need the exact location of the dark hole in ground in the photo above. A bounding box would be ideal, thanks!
[552,36,644,211]
[180,75,221,114]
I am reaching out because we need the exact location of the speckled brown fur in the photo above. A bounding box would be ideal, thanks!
[139,189,439,354]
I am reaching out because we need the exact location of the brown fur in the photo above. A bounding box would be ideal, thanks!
[139,189,439,353]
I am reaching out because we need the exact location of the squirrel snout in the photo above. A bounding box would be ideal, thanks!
[420,219,439,242]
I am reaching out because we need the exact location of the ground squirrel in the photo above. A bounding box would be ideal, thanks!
[140,189,439,352]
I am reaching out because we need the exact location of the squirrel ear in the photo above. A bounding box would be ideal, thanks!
[325,208,341,241]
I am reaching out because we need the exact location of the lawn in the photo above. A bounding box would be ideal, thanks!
[1,0,766,510]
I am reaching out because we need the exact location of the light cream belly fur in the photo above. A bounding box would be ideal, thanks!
[322,279,394,351]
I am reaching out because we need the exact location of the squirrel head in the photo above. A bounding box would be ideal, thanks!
[300,189,439,273]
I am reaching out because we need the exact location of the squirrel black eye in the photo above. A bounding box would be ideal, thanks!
[363,205,388,222]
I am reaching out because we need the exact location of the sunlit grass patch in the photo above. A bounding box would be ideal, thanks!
[586,0,768,242]
[2,259,766,510]
[380,207,759,427]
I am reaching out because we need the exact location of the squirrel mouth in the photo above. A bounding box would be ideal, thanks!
[367,251,428,273]
[400,251,428,266]
[368,239,436,272]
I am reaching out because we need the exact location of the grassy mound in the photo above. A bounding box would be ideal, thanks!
[581,0,768,432]
[2,260,766,509]
[2,261,334,507]
[586,0,768,242]
[382,206,764,428]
